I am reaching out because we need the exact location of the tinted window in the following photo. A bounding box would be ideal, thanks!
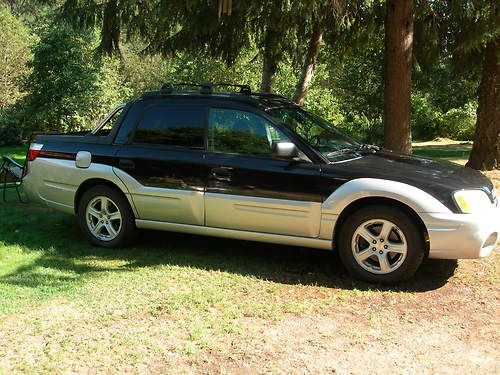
[133,106,205,148]
[208,108,289,155]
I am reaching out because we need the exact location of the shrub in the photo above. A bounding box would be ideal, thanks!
[412,92,476,141]
[0,110,23,146]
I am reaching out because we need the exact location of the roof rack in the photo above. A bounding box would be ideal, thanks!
[160,82,251,95]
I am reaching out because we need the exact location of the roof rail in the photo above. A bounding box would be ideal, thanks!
[212,83,251,94]
[160,82,251,95]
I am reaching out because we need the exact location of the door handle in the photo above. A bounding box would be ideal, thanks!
[119,159,135,170]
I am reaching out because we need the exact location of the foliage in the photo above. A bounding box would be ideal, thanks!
[0,1,487,149]
[412,93,476,141]
[0,110,24,146]
[20,24,99,133]
[0,6,33,111]
[18,23,134,134]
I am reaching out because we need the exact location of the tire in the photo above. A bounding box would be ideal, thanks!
[337,204,425,284]
[77,185,137,248]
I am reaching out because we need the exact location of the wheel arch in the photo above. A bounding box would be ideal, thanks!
[74,178,136,216]
[333,196,430,256]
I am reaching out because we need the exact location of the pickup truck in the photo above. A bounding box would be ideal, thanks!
[23,83,499,284]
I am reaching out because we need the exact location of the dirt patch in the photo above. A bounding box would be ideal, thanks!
[193,257,499,374]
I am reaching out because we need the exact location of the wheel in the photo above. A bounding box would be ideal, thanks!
[77,185,137,247]
[337,205,425,284]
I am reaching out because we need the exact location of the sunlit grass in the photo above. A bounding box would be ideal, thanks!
[412,139,472,165]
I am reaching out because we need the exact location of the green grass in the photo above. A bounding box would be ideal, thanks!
[1,145,27,165]
[412,139,472,165]
[0,141,493,373]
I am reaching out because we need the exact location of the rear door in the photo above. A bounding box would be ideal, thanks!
[204,107,324,237]
[114,103,207,225]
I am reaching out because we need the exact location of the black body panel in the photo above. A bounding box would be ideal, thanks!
[115,145,206,191]
[205,153,323,202]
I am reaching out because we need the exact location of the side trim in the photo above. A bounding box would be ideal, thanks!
[136,219,332,250]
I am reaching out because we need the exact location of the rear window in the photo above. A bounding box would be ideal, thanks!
[133,106,205,148]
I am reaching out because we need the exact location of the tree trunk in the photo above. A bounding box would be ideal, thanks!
[466,39,499,170]
[293,19,323,105]
[260,28,280,93]
[383,0,414,154]
[99,0,121,55]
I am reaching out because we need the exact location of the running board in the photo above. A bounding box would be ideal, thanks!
[135,219,333,250]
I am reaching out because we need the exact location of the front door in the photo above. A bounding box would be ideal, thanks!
[204,107,323,237]
[114,104,207,225]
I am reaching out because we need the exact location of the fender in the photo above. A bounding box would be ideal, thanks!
[318,178,452,240]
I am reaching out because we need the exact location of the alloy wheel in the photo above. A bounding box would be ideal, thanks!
[85,196,123,241]
[351,219,408,275]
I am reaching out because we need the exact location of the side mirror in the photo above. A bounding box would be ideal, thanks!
[272,141,299,159]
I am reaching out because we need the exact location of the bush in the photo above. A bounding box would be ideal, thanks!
[21,24,99,133]
[412,92,476,141]
[0,110,23,146]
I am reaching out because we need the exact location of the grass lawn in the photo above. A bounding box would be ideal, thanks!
[0,145,26,165]
[412,139,472,165]
[0,141,498,374]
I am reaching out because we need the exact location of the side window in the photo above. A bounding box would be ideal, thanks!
[133,106,205,148]
[94,107,124,136]
[208,108,289,155]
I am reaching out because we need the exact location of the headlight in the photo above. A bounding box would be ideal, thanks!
[453,190,492,213]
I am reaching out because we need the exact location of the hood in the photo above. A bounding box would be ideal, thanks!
[321,149,495,212]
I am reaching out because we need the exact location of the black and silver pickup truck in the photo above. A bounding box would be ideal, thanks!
[23,83,499,284]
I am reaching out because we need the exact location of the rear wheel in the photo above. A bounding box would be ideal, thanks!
[337,205,425,284]
[78,185,137,247]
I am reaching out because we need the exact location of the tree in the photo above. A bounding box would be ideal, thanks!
[467,37,498,170]
[292,0,362,104]
[293,14,323,104]
[58,0,351,98]
[461,0,499,170]
[415,0,499,169]
[21,24,99,132]
[384,0,414,154]
[0,6,32,111]
[60,0,123,55]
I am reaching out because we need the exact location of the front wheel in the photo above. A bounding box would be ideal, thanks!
[78,185,137,248]
[337,205,425,284]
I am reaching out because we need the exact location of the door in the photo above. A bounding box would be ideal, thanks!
[114,104,207,225]
[205,108,324,237]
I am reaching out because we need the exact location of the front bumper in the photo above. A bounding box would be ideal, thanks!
[421,207,500,259]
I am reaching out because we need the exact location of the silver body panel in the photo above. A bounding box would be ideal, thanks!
[113,168,204,225]
[24,158,499,259]
[23,158,136,215]
[204,192,321,237]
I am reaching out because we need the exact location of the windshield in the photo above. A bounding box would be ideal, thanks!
[267,107,360,160]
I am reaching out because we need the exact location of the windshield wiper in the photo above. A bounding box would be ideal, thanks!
[325,148,359,158]
[354,144,380,152]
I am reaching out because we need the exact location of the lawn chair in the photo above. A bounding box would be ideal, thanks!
[0,155,26,202]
